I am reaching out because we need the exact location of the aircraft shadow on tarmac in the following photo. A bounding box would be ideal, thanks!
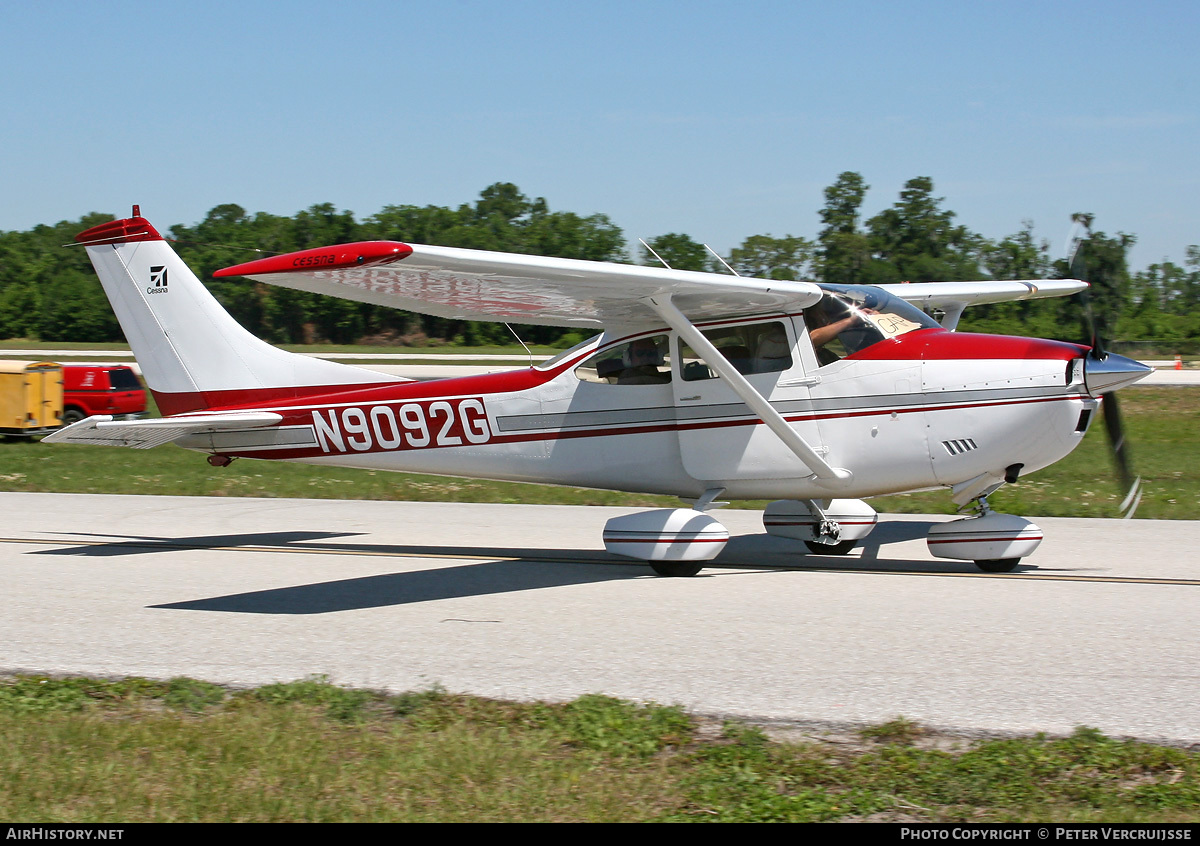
[152,558,650,614]
[36,530,368,556]
[32,521,1008,615]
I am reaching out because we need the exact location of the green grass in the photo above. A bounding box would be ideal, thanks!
[1,675,1197,823]
[2,386,1197,519]
[0,438,679,507]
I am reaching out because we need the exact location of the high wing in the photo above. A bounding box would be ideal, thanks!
[215,242,824,328]
[879,279,1087,329]
[880,279,1086,308]
[217,243,1086,330]
[43,412,283,449]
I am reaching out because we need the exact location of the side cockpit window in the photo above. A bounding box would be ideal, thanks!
[576,334,672,385]
[678,321,793,381]
[804,286,938,366]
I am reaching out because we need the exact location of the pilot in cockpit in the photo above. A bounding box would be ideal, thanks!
[752,324,791,374]
[617,337,671,384]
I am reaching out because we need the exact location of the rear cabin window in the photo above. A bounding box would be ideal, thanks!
[678,321,792,382]
[576,335,672,385]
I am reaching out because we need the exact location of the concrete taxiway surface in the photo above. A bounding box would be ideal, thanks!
[2,492,1198,744]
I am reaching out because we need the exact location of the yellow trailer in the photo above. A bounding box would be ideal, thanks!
[0,360,63,436]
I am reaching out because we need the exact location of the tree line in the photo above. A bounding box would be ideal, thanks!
[1,176,1196,349]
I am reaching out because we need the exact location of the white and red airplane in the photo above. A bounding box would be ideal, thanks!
[47,207,1151,576]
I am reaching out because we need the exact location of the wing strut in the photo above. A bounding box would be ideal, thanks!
[643,295,852,489]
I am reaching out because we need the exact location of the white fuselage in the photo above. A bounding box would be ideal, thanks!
[178,314,1096,504]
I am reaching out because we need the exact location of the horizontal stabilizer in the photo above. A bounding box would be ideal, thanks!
[43,412,283,450]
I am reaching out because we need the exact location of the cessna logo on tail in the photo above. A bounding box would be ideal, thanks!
[147,265,168,294]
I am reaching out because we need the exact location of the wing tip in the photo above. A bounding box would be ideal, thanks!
[215,242,413,278]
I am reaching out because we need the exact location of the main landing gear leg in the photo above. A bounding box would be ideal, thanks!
[763,498,878,556]
[799,500,855,555]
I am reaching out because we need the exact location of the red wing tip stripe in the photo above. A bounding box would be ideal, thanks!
[214,242,413,277]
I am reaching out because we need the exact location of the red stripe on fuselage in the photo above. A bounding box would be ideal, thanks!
[152,366,560,417]
[153,337,601,417]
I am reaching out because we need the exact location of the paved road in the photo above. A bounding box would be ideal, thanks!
[2,492,1198,744]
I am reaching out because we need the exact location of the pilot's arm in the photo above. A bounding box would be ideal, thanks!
[809,313,863,349]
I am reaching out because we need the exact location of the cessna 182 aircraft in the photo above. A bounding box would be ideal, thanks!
[47,207,1151,576]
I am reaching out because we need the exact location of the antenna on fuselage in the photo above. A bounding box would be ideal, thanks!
[704,244,740,276]
[639,238,672,269]
[505,322,535,367]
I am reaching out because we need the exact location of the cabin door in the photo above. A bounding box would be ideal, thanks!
[671,317,824,483]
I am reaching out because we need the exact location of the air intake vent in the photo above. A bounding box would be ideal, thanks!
[942,438,978,456]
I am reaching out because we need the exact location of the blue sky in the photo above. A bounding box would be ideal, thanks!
[2,1,1196,271]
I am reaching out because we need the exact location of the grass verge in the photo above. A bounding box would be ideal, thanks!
[2,675,1197,823]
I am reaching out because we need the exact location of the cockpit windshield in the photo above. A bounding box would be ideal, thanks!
[803,284,939,365]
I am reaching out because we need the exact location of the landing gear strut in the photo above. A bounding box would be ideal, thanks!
[763,498,878,556]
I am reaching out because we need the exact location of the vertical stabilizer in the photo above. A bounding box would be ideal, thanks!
[76,211,400,415]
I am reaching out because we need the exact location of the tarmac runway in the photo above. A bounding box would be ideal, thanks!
[2,492,1198,744]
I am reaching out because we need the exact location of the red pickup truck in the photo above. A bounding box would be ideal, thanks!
[61,364,147,425]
